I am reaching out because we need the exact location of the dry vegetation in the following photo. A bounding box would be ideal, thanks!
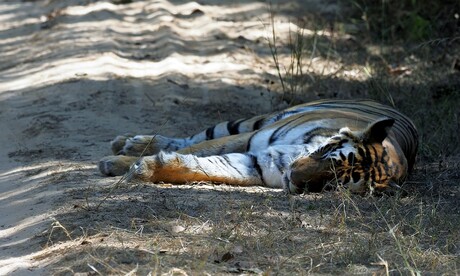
[3,0,459,275]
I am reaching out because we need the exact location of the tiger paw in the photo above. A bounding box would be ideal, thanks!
[110,134,134,155]
[111,134,161,156]
[119,135,158,156]
[119,135,182,156]
[99,155,138,176]
[125,157,154,182]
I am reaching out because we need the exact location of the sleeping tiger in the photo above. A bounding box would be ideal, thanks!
[99,99,418,194]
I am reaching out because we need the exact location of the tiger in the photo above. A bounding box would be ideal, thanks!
[99,99,418,194]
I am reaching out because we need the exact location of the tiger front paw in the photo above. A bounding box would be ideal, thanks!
[125,157,154,182]
[118,135,181,156]
[112,135,165,156]
[110,134,134,155]
[120,135,158,156]
[99,155,138,176]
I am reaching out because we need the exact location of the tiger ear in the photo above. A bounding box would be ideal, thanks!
[361,118,395,144]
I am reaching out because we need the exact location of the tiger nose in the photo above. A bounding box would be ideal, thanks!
[290,157,333,192]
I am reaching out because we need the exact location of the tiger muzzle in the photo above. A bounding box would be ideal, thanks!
[289,157,334,193]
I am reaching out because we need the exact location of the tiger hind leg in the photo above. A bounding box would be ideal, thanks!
[111,114,269,156]
[112,128,255,159]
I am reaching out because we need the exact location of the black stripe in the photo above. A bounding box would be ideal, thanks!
[272,110,302,122]
[370,168,376,183]
[364,172,370,182]
[268,115,308,144]
[227,119,242,135]
[277,152,288,171]
[303,134,319,145]
[352,171,360,183]
[268,121,293,144]
[312,143,333,159]
[339,152,347,161]
[358,147,370,170]
[340,131,355,140]
[381,148,391,174]
[347,152,355,165]
[271,150,285,173]
[250,154,264,184]
[376,164,383,182]
[222,155,243,176]
[214,156,227,167]
[207,158,218,165]
[370,145,379,166]
[364,146,373,166]
[253,118,266,130]
[303,127,338,144]
[301,127,320,143]
[205,126,214,140]
[246,132,256,152]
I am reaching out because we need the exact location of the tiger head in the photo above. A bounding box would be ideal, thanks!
[283,118,408,194]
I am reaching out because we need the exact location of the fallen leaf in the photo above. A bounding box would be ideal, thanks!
[171,225,186,233]
[221,252,234,262]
